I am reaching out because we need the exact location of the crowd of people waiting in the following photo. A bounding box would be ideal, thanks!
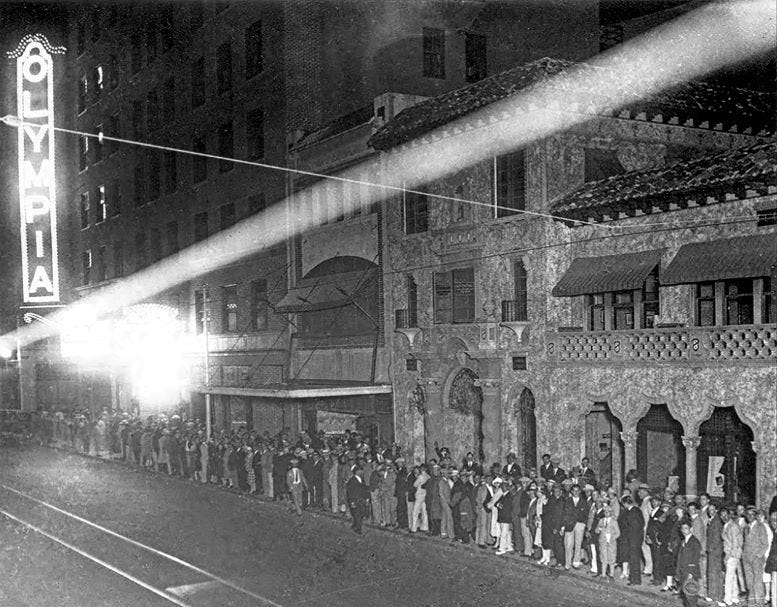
[24,409,777,607]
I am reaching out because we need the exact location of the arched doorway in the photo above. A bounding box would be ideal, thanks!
[585,402,624,489]
[637,404,685,492]
[447,368,484,462]
[698,407,755,505]
[515,388,537,471]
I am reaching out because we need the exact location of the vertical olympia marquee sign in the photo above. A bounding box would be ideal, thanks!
[7,35,66,304]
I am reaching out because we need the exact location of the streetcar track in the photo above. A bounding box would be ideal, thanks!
[0,507,191,607]
[0,483,284,607]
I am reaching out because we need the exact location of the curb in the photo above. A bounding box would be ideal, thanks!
[41,444,670,602]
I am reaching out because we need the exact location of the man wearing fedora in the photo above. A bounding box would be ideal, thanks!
[346,465,370,534]
[286,457,308,516]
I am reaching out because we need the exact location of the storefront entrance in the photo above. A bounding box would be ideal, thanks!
[637,404,685,492]
[515,388,537,471]
[585,402,624,490]
[446,368,484,462]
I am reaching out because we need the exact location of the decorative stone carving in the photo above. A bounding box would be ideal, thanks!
[448,368,482,415]
[620,430,638,449]
[681,435,701,451]
[395,327,423,348]
[474,378,501,391]
[408,383,427,416]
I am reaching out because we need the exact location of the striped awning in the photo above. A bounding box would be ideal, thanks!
[552,249,664,297]
[662,232,777,285]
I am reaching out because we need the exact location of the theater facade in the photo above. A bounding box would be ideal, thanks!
[370,58,777,507]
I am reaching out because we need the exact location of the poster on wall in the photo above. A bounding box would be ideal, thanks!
[706,455,725,498]
[316,411,358,435]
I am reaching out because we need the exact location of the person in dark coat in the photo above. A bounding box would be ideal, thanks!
[511,478,530,555]
[394,457,410,529]
[676,521,702,607]
[426,465,442,536]
[645,496,664,585]
[462,452,483,477]
[623,495,645,585]
[345,466,370,534]
[705,503,724,604]
[451,471,472,543]
[542,484,566,566]
[501,452,522,485]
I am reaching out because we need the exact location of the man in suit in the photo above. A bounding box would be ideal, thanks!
[286,457,309,516]
[645,495,664,585]
[346,466,370,534]
[677,520,702,607]
[705,503,724,604]
[688,502,709,597]
[742,507,770,605]
[623,496,645,586]
[562,484,590,569]
[394,457,410,529]
[549,457,566,484]
[578,457,596,488]
[502,452,522,484]
[721,507,743,606]
[539,453,554,482]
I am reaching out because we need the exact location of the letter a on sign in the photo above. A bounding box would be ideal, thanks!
[8,34,66,303]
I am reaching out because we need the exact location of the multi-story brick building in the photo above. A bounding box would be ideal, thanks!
[370,57,776,505]
[52,1,600,439]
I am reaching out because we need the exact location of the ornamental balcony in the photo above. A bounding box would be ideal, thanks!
[394,309,422,347]
[500,299,529,341]
[545,324,777,364]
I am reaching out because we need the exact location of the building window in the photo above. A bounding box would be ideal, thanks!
[219,203,236,230]
[193,211,208,243]
[163,151,177,194]
[92,65,104,103]
[160,6,175,52]
[434,268,474,324]
[763,277,772,323]
[584,148,625,183]
[79,192,90,229]
[77,21,86,55]
[245,20,263,78]
[162,77,175,123]
[82,250,92,285]
[511,260,528,321]
[131,100,143,139]
[96,246,107,282]
[107,55,119,90]
[191,56,205,108]
[165,221,179,254]
[134,156,145,207]
[404,188,429,234]
[248,193,266,216]
[135,231,147,269]
[149,228,161,263]
[756,207,777,227]
[194,289,205,334]
[148,152,160,201]
[147,88,159,132]
[95,184,106,223]
[192,135,207,183]
[464,32,487,82]
[696,282,716,326]
[94,124,103,163]
[642,266,660,328]
[130,32,142,74]
[145,21,157,64]
[78,135,89,171]
[588,293,605,331]
[251,279,268,330]
[422,27,445,79]
[407,275,418,327]
[217,122,233,172]
[613,291,634,329]
[494,150,525,217]
[113,241,124,278]
[222,285,238,332]
[109,179,121,217]
[107,113,120,155]
[216,42,232,95]
[725,279,754,325]
[78,74,88,113]
[247,108,264,159]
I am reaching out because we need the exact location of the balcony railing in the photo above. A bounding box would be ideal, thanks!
[501,300,527,323]
[395,309,418,329]
[546,324,777,364]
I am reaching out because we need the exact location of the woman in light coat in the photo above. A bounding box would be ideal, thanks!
[597,504,621,578]
[410,465,430,533]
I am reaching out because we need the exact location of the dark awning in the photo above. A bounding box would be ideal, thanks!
[552,249,664,297]
[275,269,376,313]
[662,233,777,286]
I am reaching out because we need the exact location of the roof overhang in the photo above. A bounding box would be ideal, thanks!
[193,384,392,399]
[552,249,664,297]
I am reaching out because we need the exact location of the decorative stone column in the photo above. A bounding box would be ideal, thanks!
[751,440,760,508]
[620,429,639,477]
[475,378,502,465]
[421,378,442,461]
[682,435,701,500]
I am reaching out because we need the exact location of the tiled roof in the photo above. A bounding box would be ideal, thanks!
[294,105,374,149]
[552,249,664,297]
[368,57,773,150]
[552,140,777,222]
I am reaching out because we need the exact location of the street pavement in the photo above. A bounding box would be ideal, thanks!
[0,447,678,607]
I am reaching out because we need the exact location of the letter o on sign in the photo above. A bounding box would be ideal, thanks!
[23,53,48,83]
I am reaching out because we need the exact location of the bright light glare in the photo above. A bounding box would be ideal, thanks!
[2,0,774,351]
[0,343,13,359]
